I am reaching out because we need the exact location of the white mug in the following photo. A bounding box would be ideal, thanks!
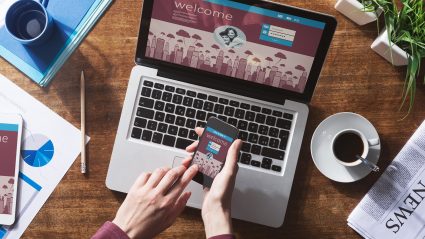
[331,129,380,167]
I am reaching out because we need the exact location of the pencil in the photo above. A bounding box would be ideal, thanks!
[80,70,87,174]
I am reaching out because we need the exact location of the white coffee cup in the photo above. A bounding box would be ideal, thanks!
[331,129,380,167]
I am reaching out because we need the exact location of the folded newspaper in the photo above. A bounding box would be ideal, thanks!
[348,121,425,239]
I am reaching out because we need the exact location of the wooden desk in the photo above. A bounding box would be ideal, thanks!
[1,0,424,238]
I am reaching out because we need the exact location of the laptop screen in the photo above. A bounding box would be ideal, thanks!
[145,0,326,94]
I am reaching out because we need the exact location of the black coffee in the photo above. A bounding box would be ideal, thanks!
[333,132,364,163]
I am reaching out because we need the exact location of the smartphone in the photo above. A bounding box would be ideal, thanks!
[191,117,239,188]
[0,113,22,225]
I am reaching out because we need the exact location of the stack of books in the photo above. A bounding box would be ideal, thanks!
[0,0,113,86]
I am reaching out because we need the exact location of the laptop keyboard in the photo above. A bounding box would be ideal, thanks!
[130,78,294,174]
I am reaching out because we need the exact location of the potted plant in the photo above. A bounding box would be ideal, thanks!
[372,0,425,114]
[335,0,383,25]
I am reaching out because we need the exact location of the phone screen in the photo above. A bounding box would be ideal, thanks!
[193,126,235,179]
[0,123,19,215]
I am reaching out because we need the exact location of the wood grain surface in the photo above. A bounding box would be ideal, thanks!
[1,0,424,238]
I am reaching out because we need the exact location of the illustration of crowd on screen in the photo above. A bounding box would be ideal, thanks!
[0,176,14,215]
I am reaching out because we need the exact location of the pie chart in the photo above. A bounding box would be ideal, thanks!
[21,134,55,167]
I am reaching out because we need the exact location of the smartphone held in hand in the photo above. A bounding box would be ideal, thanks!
[191,117,239,188]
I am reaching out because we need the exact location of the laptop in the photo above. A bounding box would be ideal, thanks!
[106,0,336,227]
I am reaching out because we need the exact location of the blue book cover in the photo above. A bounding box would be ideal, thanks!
[0,0,111,86]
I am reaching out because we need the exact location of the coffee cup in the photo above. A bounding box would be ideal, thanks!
[332,129,380,167]
[5,0,53,46]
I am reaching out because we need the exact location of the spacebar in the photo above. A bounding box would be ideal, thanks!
[175,138,194,150]
[261,147,285,160]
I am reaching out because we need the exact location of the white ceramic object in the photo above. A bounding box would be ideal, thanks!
[335,0,382,25]
[371,29,409,66]
[310,112,381,183]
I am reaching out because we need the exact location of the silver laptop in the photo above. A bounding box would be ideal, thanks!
[106,0,336,227]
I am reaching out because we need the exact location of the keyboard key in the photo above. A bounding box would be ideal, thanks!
[196,111,207,121]
[137,107,154,119]
[238,131,248,141]
[187,90,196,97]
[272,165,282,172]
[277,119,292,130]
[214,104,224,114]
[154,101,165,111]
[230,100,240,107]
[203,102,214,112]
[165,114,175,124]
[178,128,189,138]
[143,80,153,87]
[165,103,175,113]
[241,153,251,164]
[269,138,279,148]
[251,105,261,112]
[196,121,206,128]
[219,98,229,105]
[176,88,186,95]
[259,136,269,146]
[261,158,272,169]
[142,130,153,141]
[141,87,151,97]
[152,90,162,99]
[131,128,142,139]
[139,97,154,108]
[255,114,266,124]
[176,138,194,149]
[172,95,183,104]
[189,130,198,140]
[186,119,196,128]
[208,95,218,102]
[176,116,186,126]
[168,125,178,135]
[165,85,175,92]
[224,107,235,117]
[266,116,276,126]
[183,97,193,107]
[273,110,283,117]
[207,113,217,120]
[262,157,272,165]
[134,117,147,128]
[197,93,207,99]
[248,133,258,144]
[261,147,284,160]
[242,142,251,152]
[154,83,164,90]
[194,99,203,109]
[240,103,250,110]
[248,122,258,132]
[185,108,196,118]
[228,118,237,127]
[262,108,272,115]
[269,127,279,137]
[162,92,172,102]
[158,123,168,133]
[245,111,255,121]
[279,137,289,150]
[284,113,294,120]
[163,135,176,147]
[238,120,248,130]
[152,132,163,144]
[251,145,261,155]
[175,106,185,116]
[235,109,245,119]
[279,130,289,140]
[154,112,165,122]
[258,125,269,135]
[147,120,157,130]
[251,160,261,167]
[218,115,227,122]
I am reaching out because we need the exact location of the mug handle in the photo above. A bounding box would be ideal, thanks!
[39,0,49,8]
[368,138,380,146]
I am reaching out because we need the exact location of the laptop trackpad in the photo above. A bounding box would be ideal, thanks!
[172,156,186,168]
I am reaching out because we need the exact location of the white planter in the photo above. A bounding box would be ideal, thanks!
[371,29,409,66]
[335,0,382,25]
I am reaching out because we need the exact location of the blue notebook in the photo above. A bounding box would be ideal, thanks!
[0,0,112,86]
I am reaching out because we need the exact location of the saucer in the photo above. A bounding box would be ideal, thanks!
[311,112,381,183]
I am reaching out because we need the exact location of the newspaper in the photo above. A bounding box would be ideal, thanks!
[348,121,425,239]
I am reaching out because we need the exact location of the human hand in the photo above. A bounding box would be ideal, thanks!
[112,164,198,239]
[185,127,242,238]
